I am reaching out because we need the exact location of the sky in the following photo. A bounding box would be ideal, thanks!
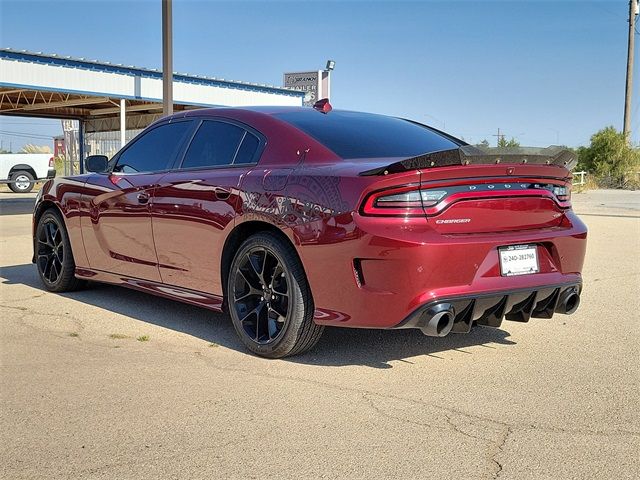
[0,0,638,151]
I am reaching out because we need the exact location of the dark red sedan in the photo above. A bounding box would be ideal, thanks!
[32,104,587,357]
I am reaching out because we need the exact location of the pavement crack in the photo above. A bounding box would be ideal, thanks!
[488,426,512,479]
[0,304,87,335]
[361,392,439,430]
[443,413,497,443]
[187,354,640,442]
[430,404,511,429]
[363,392,512,476]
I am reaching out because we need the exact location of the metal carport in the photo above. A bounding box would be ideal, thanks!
[0,48,304,172]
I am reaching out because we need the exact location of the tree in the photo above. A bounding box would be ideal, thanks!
[20,144,52,154]
[577,126,640,188]
[476,139,490,148]
[497,136,520,148]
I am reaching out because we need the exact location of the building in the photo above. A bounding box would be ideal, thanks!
[0,48,304,171]
[53,135,65,157]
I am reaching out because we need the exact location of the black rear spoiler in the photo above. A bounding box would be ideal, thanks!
[359,145,578,176]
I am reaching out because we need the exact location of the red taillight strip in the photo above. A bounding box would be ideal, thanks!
[423,189,570,215]
[361,183,571,217]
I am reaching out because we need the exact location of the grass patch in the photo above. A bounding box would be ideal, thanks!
[68,332,79,337]
[136,335,150,342]
[108,333,129,340]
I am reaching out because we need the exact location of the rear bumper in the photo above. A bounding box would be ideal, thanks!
[46,168,56,179]
[301,210,587,330]
[395,282,581,335]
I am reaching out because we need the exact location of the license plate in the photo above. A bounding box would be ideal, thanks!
[499,245,539,276]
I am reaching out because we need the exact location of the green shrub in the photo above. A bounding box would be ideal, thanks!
[54,156,65,175]
[577,127,640,189]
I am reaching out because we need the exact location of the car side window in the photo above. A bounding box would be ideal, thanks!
[233,132,261,164]
[181,121,247,169]
[114,121,192,174]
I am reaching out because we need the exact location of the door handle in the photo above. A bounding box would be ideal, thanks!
[213,188,231,200]
[137,192,150,204]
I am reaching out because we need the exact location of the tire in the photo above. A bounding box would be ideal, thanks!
[9,170,34,193]
[35,209,86,292]
[227,232,324,358]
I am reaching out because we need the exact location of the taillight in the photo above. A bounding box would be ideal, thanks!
[361,181,571,217]
[49,157,54,168]
[421,190,448,205]
[553,185,570,202]
[361,185,446,216]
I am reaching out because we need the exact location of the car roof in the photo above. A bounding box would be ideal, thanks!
[171,105,387,120]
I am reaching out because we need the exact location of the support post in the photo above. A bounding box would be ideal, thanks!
[162,0,173,117]
[78,119,85,174]
[120,99,126,148]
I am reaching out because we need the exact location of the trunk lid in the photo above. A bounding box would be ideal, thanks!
[419,164,572,234]
[358,146,575,234]
[426,192,566,234]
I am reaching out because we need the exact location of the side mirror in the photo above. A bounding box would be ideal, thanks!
[85,155,109,173]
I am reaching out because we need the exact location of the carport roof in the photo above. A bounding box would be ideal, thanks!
[0,48,303,126]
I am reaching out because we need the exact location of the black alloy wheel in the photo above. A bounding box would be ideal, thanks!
[35,210,85,292]
[37,218,64,284]
[227,232,324,358]
[233,246,290,344]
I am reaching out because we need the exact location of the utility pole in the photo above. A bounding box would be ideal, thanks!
[493,128,505,146]
[623,0,638,143]
[162,0,173,117]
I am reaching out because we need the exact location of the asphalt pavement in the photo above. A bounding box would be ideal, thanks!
[1,189,639,479]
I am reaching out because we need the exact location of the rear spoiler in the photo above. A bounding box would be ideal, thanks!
[359,145,578,176]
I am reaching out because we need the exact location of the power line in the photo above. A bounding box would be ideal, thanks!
[0,121,62,126]
[591,1,626,20]
[0,130,54,140]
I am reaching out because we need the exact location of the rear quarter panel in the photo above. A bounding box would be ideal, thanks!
[236,158,423,322]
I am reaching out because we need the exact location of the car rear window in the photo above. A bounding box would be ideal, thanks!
[274,110,460,159]
[234,132,261,164]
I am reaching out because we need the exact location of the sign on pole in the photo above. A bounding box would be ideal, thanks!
[283,71,322,106]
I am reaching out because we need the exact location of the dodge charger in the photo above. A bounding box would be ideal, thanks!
[32,102,587,357]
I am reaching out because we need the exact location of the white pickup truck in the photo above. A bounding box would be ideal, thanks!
[0,154,56,193]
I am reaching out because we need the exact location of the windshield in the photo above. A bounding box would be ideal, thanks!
[274,110,461,159]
